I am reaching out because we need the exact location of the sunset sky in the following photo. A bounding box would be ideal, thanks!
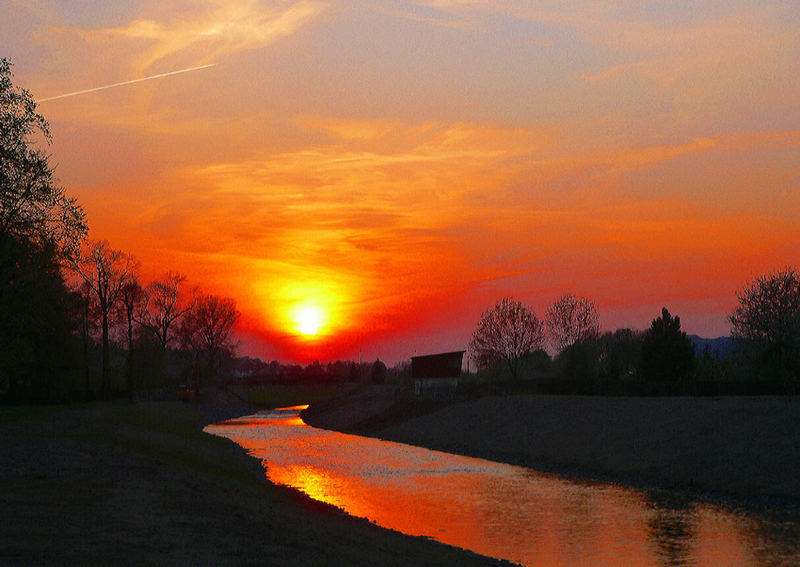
[4,1,800,363]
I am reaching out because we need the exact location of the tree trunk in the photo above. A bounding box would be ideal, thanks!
[126,311,134,400]
[83,290,90,396]
[101,309,110,396]
[507,357,518,381]
[193,352,201,401]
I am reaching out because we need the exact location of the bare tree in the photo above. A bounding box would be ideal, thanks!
[730,267,800,378]
[77,279,94,394]
[137,271,193,350]
[72,240,136,394]
[546,294,600,354]
[180,294,240,394]
[469,297,544,380]
[117,276,143,394]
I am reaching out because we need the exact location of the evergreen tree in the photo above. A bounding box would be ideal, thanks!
[0,237,80,401]
[638,308,695,381]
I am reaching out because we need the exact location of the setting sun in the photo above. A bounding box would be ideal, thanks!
[295,305,322,336]
[9,1,800,363]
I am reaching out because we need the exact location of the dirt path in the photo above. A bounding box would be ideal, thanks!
[0,401,510,566]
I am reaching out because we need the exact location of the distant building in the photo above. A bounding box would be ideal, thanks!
[411,351,465,398]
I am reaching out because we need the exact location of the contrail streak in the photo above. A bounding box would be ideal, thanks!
[37,63,217,102]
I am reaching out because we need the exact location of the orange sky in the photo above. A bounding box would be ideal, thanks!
[5,1,800,362]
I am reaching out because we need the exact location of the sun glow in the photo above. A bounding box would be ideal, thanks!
[295,305,323,336]
[259,276,356,346]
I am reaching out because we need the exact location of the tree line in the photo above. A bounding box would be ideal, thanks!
[469,270,800,391]
[231,357,390,385]
[0,58,239,402]
[4,55,798,401]
[70,242,240,399]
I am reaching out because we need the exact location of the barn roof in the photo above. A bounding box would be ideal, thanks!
[411,351,465,379]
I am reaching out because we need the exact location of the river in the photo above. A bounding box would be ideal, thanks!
[205,407,800,566]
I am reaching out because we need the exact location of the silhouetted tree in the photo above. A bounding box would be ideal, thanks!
[327,359,354,382]
[137,271,193,350]
[546,294,600,354]
[73,240,137,395]
[304,361,325,382]
[370,359,387,384]
[639,308,695,381]
[390,359,412,383]
[555,338,602,383]
[730,268,800,380]
[117,276,143,394]
[598,328,643,381]
[523,349,552,376]
[0,58,86,256]
[179,294,239,394]
[77,279,93,393]
[0,58,86,401]
[469,297,544,380]
[0,237,80,401]
[694,346,728,383]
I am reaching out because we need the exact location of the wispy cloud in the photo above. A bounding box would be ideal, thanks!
[129,120,764,322]
[69,0,326,71]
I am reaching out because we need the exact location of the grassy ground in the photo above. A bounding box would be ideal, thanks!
[0,400,510,566]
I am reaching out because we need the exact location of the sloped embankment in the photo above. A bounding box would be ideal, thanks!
[307,393,800,505]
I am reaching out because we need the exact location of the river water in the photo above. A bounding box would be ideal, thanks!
[206,407,800,566]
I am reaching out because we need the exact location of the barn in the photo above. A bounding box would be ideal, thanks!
[411,351,465,398]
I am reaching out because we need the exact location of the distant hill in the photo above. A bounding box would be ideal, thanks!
[687,335,739,357]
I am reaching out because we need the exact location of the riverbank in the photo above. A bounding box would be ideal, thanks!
[0,400,510,566]
[303,392,800,510]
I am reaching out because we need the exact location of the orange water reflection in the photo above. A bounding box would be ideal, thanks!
[206,410,800,567]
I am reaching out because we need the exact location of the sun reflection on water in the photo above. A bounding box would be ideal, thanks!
[206,410,800,567]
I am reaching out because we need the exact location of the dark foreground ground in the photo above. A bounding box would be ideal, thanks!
[0,400,510,567]
[304,390,800,512]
